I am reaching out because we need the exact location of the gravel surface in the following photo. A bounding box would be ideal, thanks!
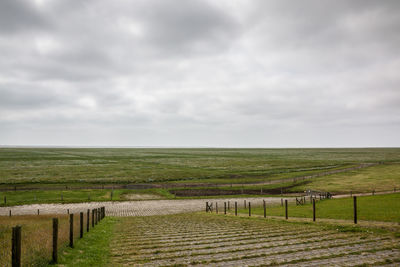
[0,197,285,216]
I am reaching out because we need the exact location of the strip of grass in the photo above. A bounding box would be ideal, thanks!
[55,217,118,267]
[238,193,400,222]
[0,188,174,207]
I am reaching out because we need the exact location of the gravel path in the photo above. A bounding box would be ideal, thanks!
[0,197,285,216]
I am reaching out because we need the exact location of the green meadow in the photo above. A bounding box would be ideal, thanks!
[1,147,399,185]
[0,147,399,202]
[239,193,400,222]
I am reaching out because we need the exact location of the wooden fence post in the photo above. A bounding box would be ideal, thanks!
[353,196,357,224]
[37,209,39,215]
[12,225,21,267]
[69,214,74,248]
[206,202,209,212]
[248,202,251,217]
[244,200,246,209]
[95,209,98,225]
[216,203,218,214]
[235,202,237,216]
[285,199,288,220]
[92,209,95,227]
[224,202,226,214]
[80,212,83,238]
[67,209,69,214]
[263,200,266,218]
[281,198,283,206]
[87,209,90,232]
[9,210,11,217]
[312,198,316,222]
[52,218,58,263]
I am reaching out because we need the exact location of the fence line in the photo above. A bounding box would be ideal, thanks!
[8,206,105,266]
[207,196,363,225]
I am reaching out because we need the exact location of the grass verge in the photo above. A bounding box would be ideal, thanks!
[237,193,400,222]
[55,217,118,267]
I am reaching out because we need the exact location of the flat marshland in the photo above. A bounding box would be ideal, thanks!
[1,147,400,186]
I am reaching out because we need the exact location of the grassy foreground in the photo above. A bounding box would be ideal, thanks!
[56,217,117,266]
[238,193,400,222]
[0,214,116,267]
[0,215,71,266]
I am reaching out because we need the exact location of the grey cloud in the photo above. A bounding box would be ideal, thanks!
[133,0,239,54]
[0,0,399,147]
[0,0,49,34]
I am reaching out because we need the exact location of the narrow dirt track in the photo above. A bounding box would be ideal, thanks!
[0,197,286,217]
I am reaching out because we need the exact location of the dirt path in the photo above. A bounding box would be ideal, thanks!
[0,197,286,217]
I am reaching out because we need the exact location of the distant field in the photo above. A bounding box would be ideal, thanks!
[290,163,400,194]
[1,147,399,186]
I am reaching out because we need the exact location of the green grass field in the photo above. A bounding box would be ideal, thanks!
[1,147,399,186]
[290,163,400,194]
[0,148,399,202]
[0,188,175,207]
[238,193,400,222]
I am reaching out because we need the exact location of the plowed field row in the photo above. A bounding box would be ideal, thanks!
[110,214,400,266]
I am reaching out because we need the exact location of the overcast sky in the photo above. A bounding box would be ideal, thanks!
[0,0,399,147]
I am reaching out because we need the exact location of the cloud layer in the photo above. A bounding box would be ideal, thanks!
[1,0,399,147]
